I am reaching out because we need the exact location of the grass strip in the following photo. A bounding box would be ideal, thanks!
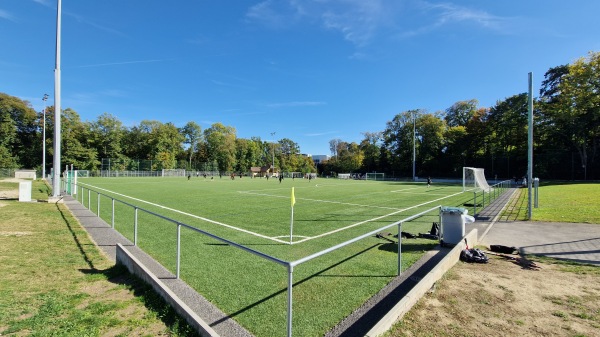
[0,197,198,337]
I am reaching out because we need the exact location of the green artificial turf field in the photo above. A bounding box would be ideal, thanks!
[72,176,484,336]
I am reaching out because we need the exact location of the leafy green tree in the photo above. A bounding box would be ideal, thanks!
[180,121,202,169]
[89,112,125,160]
[151,122,185,169]
[46,108,99,170]
[204,123,236,171]
[445,99,478,127]
[0,93,39,168]
[122,120,184,170]
[487,94,529,178]
[234,138,262,172]
[382,109,423,176]
[417,112,445,175]
[549,52,600,179]
[359,132,382,173]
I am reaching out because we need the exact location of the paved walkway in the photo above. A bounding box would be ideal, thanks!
[61,195,253,337]
[467,187,600,266]
[480,221,600,265]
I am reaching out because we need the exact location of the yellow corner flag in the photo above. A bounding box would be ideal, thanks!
[291,187,296,207]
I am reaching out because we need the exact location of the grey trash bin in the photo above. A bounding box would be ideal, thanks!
[440,207,474,246]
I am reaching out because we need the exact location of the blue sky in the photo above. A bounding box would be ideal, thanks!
[1,1,599,156]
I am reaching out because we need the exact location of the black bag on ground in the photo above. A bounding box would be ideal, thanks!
[460,248,489,263]
[490,245,517,254]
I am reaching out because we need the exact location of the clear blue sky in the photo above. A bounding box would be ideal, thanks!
[2,1,599,156]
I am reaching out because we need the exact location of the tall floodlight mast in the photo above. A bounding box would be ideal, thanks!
[271,132,276,171]
[527,72,534,220]
[42,94,48,178]
[52,0,62,197]
[412,111,416,181]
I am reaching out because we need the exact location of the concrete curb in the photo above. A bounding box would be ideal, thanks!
[365,229,479,337]
[115,243,220,337]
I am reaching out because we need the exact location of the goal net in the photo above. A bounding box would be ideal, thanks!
[463,167,491,191]
[365,173,385,181]
[75,170,89,178]
[162,169,186,177]
[338,173,350,179]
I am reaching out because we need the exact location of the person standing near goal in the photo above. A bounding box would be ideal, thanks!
[427,176,432,188]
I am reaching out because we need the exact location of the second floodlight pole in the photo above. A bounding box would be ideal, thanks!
[527,72,533,220]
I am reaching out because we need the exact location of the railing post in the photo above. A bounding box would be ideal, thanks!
[111,198,115,229]
[97,192,100,217]
[81,187,85,207]
[473,191,477,215]
[482,190,485,209]
[134,207,138,246]
[176,223,181,279]
[397,222,402,275]
[88,189,91,210]
[287,264,293,337]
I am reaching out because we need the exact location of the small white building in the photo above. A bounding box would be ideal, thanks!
[310,155,329,164]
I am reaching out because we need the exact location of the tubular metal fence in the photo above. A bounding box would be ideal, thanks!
[62,177,511,336]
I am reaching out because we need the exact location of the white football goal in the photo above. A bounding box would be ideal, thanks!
[75,170,89,178]
[463,167,492,191]
[365,172,385,181]
[162,169,186,177]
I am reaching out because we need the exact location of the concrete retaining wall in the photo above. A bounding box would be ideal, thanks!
[365,228,479,337]
[115,244,219,337]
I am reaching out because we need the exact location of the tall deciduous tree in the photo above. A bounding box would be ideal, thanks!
[180,121,202,169]
[383,109,423,176]
[0,93,37,168]
[46,108,99,170]
[90,112,125,160]
[487,94,529,178]
[552,52,600,179]
[359,131,382,173]
[445,99,478,127]
[204,123,236,171]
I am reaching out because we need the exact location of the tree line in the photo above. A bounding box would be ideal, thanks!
[1,51,598,179]
[321,51,599,180]
[0,99,316,175]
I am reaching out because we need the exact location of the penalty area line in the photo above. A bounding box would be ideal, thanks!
[294,190,466,244]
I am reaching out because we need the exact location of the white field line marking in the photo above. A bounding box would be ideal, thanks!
[239,190,401,211]
[291,190,465,244]
[79,183,289,244]
[391,192,449,196]
[390,186,422,192]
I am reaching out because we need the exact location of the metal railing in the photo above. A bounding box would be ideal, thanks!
[470,179,512,216]
[64,179,445,337]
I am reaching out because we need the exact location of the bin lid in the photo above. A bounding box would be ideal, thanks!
[441,206,468,214]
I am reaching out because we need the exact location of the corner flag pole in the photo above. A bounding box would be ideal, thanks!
[290,187,295,244]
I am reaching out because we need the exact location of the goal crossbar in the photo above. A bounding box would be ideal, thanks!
[463,167,491,191]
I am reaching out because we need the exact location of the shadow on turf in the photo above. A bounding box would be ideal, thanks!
[210,243,393,326]
[377,241,439,253]
[54,201,200,336]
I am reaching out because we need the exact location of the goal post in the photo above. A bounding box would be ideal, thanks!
[162,169,186,177]
[463,167,491,191]
[365,173,385,181]
[75,170,89,178]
